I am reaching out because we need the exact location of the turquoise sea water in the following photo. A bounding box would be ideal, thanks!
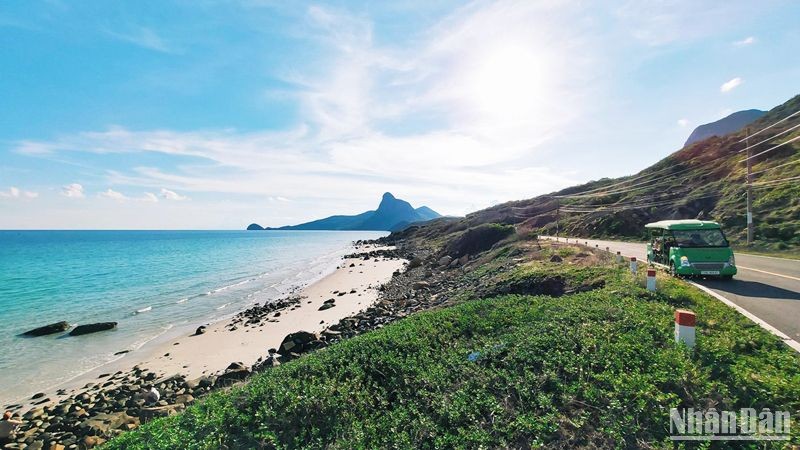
[0,230,384,405]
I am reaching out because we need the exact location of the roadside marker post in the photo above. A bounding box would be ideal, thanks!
[616,251,623,263]
[675,309,696,350]
[630,257,638,275]
[646,268,657,292]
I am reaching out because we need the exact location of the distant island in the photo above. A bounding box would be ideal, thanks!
[247,192,441,232]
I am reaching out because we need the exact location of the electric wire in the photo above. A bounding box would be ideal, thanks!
[736,109,800,144]
[737,122,800,153]
[740,135,800,162]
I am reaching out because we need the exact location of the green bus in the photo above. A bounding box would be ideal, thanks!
[645,220,737,279]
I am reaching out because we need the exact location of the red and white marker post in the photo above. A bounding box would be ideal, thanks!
[630,257,638,274]
[674,309,696,349]
[646,268,657,291]
[616,251,623,263]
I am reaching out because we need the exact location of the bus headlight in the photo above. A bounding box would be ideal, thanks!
[729,254,736,266]
[680,256,691,267]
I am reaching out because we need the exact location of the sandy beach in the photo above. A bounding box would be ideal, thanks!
[8,244,404,413]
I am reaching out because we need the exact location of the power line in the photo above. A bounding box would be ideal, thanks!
[737,121,800,153]
[560,186,696,208]
[740,135,800,163]
[750,158,800,176]
[749,175,800,187]
[737,109,800,144]
[560,193,723,213]
[552,163,689,198]
[556,158,732,199]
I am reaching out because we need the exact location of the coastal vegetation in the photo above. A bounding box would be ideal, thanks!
[107,227,800,448]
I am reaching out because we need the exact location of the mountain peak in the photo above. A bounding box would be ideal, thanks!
[684,109,766,147]
[249,193,441,231]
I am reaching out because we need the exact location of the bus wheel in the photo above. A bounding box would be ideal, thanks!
[721,275,733,280]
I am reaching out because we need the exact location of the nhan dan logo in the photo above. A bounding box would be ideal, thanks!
[670,408,791,441]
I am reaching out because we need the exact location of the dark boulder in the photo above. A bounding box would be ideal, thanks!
[194,325,207,336]
[277,331,321,357]
[22,321,70,337]
[69,322,117,336]
[214,363,250,387]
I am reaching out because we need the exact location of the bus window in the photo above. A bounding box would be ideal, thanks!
[671,229,728,248]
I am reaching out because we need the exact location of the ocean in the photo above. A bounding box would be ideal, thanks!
[0,230,385,405]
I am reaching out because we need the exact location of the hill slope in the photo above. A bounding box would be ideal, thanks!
[250,193,441,232]
[684,109,766,146]
[412,95,800,250]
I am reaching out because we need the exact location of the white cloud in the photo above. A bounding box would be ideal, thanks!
[268,196,291,202]
[733,36,755,46]
[142,192,159,203]
[0,186,38,199]
[61,183,84,198]
[160,188,189,201]
[677,118,689,127]
[720,77,742,93]
[10,1,605,222]
[99,188,127,200]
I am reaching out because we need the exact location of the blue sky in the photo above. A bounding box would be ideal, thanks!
[1,0,798,229]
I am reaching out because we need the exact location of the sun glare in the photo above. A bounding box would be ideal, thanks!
[466,44,551,121]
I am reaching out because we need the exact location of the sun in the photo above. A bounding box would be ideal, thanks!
[465,43,552,122]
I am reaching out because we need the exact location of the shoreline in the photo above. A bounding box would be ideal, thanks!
[4,243,405,446]
[3,242,350,409]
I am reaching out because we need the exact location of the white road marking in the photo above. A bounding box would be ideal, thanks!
[738,252,800,262]
[689,281,800,353]
[737,266,800,282]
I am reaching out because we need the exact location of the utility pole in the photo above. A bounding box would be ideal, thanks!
[555,201,560,242]
[745,127,753,246]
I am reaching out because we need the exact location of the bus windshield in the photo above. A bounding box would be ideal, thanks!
[671,229,729,248]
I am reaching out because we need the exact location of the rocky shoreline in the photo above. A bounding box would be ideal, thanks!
[3,232,583,449]
[2,242,424,450]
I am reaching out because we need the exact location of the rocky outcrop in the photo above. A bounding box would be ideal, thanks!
[214,362,250,387]
[69,322,117,336]
[22,321,71,337]
[277,331,323,359]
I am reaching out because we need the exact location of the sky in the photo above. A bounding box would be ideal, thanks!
[1,0,799,229]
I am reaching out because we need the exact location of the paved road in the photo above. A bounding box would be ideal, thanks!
[543,236,800,346]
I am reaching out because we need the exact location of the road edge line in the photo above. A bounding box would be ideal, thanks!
[737,252,800,262]
[688,281,800,354]
[736,265,800,282]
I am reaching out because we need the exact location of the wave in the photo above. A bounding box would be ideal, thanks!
[176,298,188,304]
[216,302,231,310]
[134,306,152,314]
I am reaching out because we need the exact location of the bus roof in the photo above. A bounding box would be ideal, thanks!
[644,219,722,230]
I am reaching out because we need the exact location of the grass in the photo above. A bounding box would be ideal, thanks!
[106,262,800,449]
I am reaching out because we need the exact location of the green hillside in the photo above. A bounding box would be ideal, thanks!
[458,95,800,251]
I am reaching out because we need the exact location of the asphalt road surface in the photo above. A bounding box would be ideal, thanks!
[543,236,800,348]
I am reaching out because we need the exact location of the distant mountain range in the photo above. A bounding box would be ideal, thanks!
[247,193,441,232]
[684,109,766,146]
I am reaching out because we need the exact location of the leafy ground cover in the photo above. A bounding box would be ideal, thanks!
[107,252,800,449]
